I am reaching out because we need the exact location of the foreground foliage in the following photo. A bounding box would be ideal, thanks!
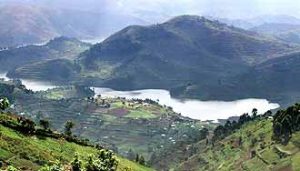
[177,103,300,171]
[0,111,153,171]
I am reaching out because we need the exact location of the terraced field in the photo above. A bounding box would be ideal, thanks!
[178,119,300,171]
[0,120,153,171]
[6,85,210,169]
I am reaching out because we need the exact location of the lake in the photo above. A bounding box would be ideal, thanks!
[0,73,280,121]
[93,87,280,122]
[0,72,56,91]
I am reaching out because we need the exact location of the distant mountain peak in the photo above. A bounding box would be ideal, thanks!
[47,36,80,44]
[46,36,90,50]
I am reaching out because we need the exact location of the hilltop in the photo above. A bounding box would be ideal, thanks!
[0,36,90,72]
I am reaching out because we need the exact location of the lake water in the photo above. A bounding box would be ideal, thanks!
[93,88,280,122]
[0,72,56,91]
[0,72,280,121]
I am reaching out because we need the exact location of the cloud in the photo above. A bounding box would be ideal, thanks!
[1,0,299,19]
[113,0,300,19]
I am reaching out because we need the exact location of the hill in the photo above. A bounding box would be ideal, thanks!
[0,80,211,170]
[7,15,300,106]
[0,36,90,72]
[176,103,300,171]
[237,51,300,107]
[250,23,300,44]
[0,113,153,171]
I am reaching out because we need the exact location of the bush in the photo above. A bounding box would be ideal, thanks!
[85,150,119,171]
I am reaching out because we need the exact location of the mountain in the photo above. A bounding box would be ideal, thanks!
[243,52,300,106]
[7,15,299,103]
[0,36,90,72]
[0,3,148,47]
[219,15,300,29]
[250,23,300,44]
[77,15,296,97]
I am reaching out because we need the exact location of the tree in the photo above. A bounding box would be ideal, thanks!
[0,97,10,111]
[135,154,139,163]
[17,117,36,134]
[127,149,136,161]
[199,128,209,140]
[39,119,50,130]
[252,108,258,118]
[64,120,75,136]
[238,113,251,125]
[138,155,145,165]
[263,110,272,117]
[85,150,118,171]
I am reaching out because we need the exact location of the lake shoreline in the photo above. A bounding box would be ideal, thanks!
[0,73,280,122]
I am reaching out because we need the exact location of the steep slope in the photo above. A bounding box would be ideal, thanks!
[8,15,299,102]
[0,80,209,169]
[234,51,300,107]
[0,114,153,171]
[177,111,300,170]
[77,15,295,98]
[0,36,90,72]
[7,59,81,83]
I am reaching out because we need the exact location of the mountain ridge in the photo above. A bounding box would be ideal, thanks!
[5,15,300,106]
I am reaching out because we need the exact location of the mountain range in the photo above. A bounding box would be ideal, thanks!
[4,15,300,107]
[0,3,148,47]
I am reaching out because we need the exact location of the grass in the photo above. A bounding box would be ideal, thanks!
[178,119,300,171]
[126,110,157,119]
[0,124,154,171]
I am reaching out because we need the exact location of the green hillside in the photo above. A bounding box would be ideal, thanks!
[8,15,300,107]
[0,80,211,170]
[177,104,300,171]
[0,36,90,72]
[0,113,154,171]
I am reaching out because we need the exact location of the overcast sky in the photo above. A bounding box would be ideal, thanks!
[113,0,300,19]
[1,0,300,19]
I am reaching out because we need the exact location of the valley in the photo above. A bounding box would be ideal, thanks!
[3,15,300,108]
[0,74,279,121]
[0,79,214,170]
[0,1,300,170]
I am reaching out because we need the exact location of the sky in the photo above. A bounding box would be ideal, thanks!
[107,0,300,19]
[1,0,299,19]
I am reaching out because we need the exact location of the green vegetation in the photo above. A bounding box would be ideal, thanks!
[273,103,300,144]
[7,15,300,108]
[0,97,9,111]
[0,36,90,72]
[0,83,211,170]
[38,86,94,100]
[0,109,154,171]
[125,110,156,119]
[177,103,300,171]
